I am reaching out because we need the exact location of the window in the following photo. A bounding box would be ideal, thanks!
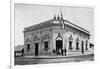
[69,41,73,50]
[76,37,79,50]
[44,41,48,51]
[27,44,30,52]
[76,42,79,50]
[68,35,73,50]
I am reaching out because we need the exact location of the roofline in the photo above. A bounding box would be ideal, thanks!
[24,19,90,36]
[64,20,90,34]
[24,19,53,30]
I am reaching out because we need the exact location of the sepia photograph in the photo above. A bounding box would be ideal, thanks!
[14,3,94,65]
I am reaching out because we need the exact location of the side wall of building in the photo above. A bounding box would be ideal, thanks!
[52,26,91,56]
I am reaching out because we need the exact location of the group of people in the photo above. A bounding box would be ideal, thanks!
[53,48,67,56]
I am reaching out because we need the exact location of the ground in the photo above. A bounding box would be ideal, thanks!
[15,54,94,65]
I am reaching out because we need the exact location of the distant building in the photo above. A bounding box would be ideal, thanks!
[23,13,93,56]
[89,43,94,54]
[14,45,24,57]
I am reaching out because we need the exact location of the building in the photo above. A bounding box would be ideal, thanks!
[89,43,94,54]
[14,45,24,57]
[23,13,92,56]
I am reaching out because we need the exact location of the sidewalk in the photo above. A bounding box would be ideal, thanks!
[20,54,94,59]
[15,54,94,65]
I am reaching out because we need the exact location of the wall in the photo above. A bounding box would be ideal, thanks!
[24,27,53,56]
[24,23,92,56]
[52,26,91,56]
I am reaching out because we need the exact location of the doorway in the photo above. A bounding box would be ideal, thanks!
[35,43,39,56]
[56,40,63,52]
[81,41,84,54]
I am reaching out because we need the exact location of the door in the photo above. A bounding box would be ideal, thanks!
[56,40,63,52]
[35,43,38,56]
[81,41,84,54]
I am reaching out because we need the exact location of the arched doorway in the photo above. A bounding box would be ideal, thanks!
[56,33,63,53]
[81,41,84,54]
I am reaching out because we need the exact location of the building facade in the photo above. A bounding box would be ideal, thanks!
[23,14,92,56]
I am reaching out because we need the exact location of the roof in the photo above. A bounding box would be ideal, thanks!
[14,45,24,51]
[24,18,90,36]
[24,19,54,32]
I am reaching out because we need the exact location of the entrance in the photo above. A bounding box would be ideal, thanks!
[81,41,84,54]
[35,43,38,56]
[56,33,63,55]
[56,40,63,52]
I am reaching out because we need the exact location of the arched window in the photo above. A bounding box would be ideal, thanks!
[76,37,79,50]
[68,35,73,50]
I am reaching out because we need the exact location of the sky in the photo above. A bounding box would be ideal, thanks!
[15,3,94,46]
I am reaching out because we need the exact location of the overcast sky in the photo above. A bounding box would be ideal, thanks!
[15,3,94,46]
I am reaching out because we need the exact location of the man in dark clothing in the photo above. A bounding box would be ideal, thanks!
[53,49,57,56]
[61,49,63,56]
